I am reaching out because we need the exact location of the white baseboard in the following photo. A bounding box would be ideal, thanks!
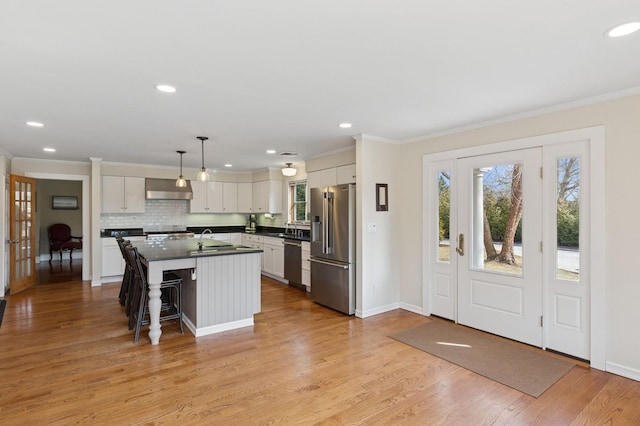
[606,361,640,382]
[357,302,400,318]
[37,252,84,263]
[260,272,288,284]
[399,302,425,315]
[185,316,254,337]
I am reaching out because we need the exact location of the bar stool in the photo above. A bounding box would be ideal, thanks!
[125,245,184,343]
[116,237,132,308]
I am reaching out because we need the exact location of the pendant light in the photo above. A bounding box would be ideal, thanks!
[175,150,187,187]
[282,162,297,177]
[196,136,210,182]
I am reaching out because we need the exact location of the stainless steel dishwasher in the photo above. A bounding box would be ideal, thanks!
[283,239,304,290]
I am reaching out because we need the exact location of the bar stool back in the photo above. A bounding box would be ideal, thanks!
[125,245,184,343]
[116,237,133,309]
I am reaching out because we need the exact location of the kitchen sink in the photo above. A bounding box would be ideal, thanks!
[203,243,233,248]
[190,248,220,255]
[189,245,257,256]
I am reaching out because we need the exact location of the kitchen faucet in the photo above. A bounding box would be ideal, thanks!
[198,228,213,250]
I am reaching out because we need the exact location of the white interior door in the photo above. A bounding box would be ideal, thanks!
[456,149,543,347]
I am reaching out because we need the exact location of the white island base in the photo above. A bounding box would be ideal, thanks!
[144,251,261,343]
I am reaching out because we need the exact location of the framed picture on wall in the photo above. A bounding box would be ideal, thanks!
[52,195,78,210]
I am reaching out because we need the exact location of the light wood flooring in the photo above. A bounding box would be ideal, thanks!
[1,261,639,425]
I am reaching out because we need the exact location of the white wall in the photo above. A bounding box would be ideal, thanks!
[356,135,400,317]
[397,93,640,378]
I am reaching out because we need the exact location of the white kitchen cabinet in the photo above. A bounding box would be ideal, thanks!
[237,182,253,212]
[102,176,145,213]
[336,164,356,184]
[301,241,311,291]
[230,233,242,245]
[102,238,123,277]
[307,168,337,189]
[242,234,264,269]
[101,236,146,278]
[222,182,238,212]
[263,236,284,278]
[252,180,282,213]
[190,181,224,213]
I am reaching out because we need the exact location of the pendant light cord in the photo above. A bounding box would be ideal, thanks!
[201,139,205,169]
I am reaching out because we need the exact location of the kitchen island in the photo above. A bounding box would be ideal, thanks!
[135,238,262,344]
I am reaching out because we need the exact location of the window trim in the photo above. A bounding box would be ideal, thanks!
[288,179,309,224]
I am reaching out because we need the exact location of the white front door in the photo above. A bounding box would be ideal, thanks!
[456,148,543,347]
[425,129,601,364]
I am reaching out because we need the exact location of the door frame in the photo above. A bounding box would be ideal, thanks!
[25,172,91,282]
[422,126,606,370]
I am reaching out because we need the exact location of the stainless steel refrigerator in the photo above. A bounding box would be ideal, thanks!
[310,183,356,315]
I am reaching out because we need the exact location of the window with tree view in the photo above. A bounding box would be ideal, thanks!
[289,181,308,222]
[556,157,580,282]
[438,171,451,263]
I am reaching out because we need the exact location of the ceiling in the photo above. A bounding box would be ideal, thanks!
[1,1,639,172]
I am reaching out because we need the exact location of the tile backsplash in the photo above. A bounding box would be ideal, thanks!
[100,199,284,231]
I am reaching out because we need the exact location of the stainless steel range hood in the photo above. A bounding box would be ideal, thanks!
[145,178,193,200]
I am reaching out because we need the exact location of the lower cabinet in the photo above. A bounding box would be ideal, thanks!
[242,234,264,270]
[102,239,123,278]
[262,236,284,279]
[101,236,146,279]
[301,241,310,291]
[242,234,285,280]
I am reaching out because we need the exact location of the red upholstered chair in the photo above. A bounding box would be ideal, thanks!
[48,223,83,263]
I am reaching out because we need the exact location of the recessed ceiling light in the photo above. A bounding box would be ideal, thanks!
[43,147,56,153]
[338,122,352,129]
[156,84,176,93]
[224,164,233,168]
[26,121,44,127]
[266,149,276,154]
[605,22,640,38]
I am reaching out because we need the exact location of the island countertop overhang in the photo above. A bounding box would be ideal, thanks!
[135,238,263,262]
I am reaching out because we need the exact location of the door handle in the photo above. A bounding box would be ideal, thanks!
[455,233,464,256]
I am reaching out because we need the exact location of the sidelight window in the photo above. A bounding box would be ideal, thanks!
[437,171,451,263]
[556,157,580,282]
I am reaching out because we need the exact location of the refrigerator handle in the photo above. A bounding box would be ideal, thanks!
[323,191,334,254]
[322,193,327,254]
[310,257,349,269]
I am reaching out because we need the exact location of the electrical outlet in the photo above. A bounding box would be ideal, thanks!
[367,223,377,232]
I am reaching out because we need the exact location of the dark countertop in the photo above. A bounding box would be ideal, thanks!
[136,238,263,262]
[252,231,310,242]
[101,226,310,242]
[101,228,145,238]
[186,225,246,234]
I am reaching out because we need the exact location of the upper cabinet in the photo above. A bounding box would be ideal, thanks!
[308,164,355,188]
[336,164,356,184]
[237,182,253,213]
[222,182,238,213]
[102,176,145,213]
[191,181,241,213]
[308,168,336,189]
[252,180,282,213]
[190,181,223,213]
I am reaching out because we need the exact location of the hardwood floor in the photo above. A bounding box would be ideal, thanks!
[1,262,639,425]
